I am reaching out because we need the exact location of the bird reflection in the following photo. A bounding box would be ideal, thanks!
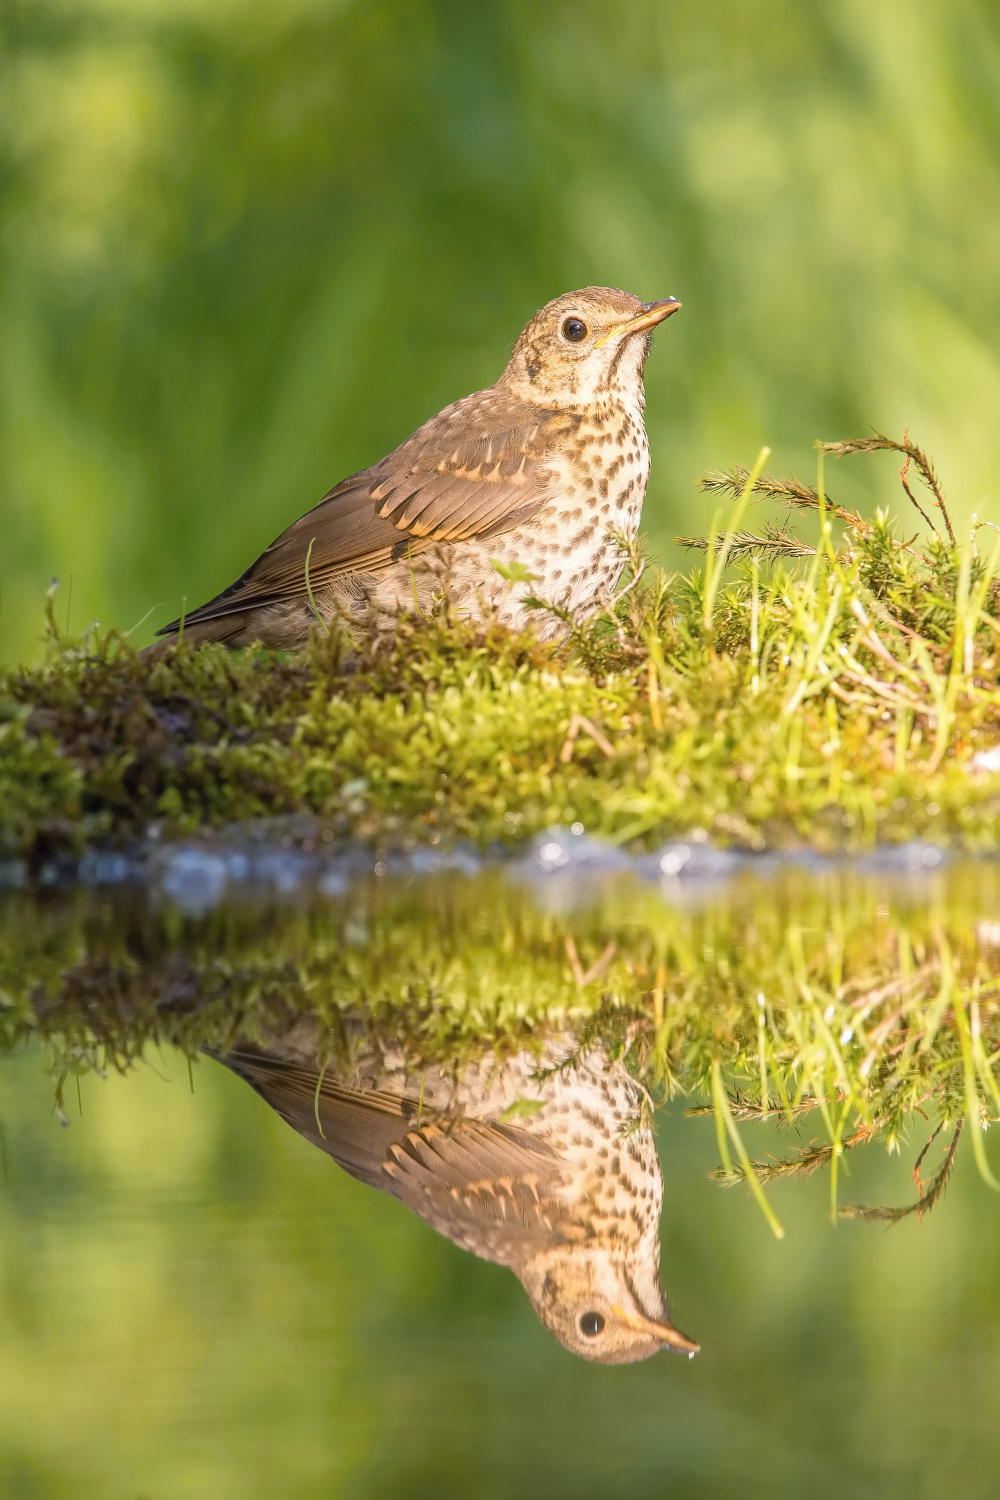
[213,1026,698,1365]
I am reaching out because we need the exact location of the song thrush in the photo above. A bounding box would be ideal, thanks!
[215,1028,699,1365]
[156,287,680,649]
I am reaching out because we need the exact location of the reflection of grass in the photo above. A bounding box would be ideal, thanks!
[3,862,999,1230]
[2,436,1000,870]
[639,866,1000,1229]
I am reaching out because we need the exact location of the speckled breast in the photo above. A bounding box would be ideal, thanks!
[485,402,651,621]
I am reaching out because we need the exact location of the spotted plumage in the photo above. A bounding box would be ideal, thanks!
[215,1028,699,1365]
[155,287,680,649]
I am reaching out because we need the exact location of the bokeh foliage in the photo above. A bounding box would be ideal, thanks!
[3,0,1000,663]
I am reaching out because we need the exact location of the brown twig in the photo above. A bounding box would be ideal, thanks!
[817,432,955,546]
[843,961,940,1011]
[848,598,911,673]
[912,1118,946,1193]
[899,454,939,537]
[828,680,868,707]
[564,936,618,988]
[559,714,616,763]
[841,669,922,709]
[838,1119,963,1225]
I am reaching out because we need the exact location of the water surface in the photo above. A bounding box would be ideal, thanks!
[1,842,998,1497]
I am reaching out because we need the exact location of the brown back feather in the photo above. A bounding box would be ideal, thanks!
[216,1045,569,1266]
[159,389,574,636]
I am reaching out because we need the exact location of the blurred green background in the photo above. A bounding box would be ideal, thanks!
[3,0,1000,665]
[1,1041,999,1499]
[5,6,1000,1488]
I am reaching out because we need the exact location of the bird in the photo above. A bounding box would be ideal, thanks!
[155,287,681,650]
[212,1025,700,1365]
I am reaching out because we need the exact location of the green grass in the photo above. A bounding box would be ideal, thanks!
[2,435,1000,870]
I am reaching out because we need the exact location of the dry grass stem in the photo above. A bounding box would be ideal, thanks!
[559,714,616,764]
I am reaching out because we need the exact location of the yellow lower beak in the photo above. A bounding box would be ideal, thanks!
[595,298,682,348]
[612,1303,701,1357]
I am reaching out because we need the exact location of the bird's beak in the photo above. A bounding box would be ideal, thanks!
[594,298,682,348]
[612,1303,701,1358]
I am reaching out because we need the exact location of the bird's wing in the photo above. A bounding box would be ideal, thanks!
[158,392,577,635]
[217,1045,569,1263]
[377,1116,571,1263]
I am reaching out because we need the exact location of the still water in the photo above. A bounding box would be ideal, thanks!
[1,837,999,1497]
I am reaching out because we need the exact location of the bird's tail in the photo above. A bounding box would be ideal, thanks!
[140,613,251,657]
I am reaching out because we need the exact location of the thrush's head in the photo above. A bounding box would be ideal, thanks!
[501,286,681,410]
[517,1245,700,1365]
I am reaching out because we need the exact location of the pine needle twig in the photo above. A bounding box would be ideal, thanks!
[816,431,955,545]
[697,466,871,535]
[699,467,821,507]
[838,1120,963,1225]
[685,1093,820,1124]
[710,1119,881,1186]
[677,521,816,561]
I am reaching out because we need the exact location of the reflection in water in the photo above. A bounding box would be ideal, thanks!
[4,853,1000,1379]
[216,1028,698,1364]
[4,854,1000,1494]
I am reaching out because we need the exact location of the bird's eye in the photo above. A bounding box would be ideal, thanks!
[561,317,589,343]
[579,1311,606,1337]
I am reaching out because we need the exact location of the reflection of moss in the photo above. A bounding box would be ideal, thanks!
[3,447,1000,867]
[3,864,999,1224]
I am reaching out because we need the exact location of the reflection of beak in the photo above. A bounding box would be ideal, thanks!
[594,298,682,348]
[612,1302,701,1358]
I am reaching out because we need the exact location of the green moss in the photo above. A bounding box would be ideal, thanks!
[3,439,1000,868]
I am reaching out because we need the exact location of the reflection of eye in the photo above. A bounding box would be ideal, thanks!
[579,1311,606,1337]
[561,317,588,342]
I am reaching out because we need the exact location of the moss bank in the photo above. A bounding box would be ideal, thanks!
[3,437,1000,871]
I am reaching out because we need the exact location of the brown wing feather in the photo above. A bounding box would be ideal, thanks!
[159,391,575,636]
[215,1045,567,1263]
[380,1121,569,1261]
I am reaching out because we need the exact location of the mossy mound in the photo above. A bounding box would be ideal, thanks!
[3,439,1000,873]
